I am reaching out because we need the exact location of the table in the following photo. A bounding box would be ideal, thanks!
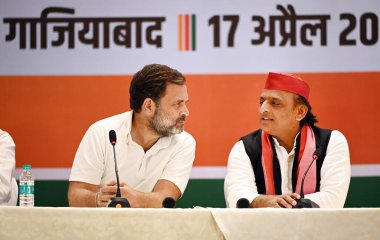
[0,207,223,239]
[1,207,379,240]
[210,208,380,240]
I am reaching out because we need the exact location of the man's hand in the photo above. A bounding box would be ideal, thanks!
[96,181,127,207]
[97,179,181,208]
[251,193,301,208]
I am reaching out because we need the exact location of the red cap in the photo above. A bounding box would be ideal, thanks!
[264,72,310,100]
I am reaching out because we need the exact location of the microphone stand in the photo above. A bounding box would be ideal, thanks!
[108,131,130,208]
[293,153,320,208]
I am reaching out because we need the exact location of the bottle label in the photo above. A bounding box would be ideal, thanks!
[20,185,27,194]
[28,185,34,194]
[20,182,34,194]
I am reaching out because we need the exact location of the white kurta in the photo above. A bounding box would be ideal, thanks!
[69,111,196,194]
[0,130,18,206]
[224,130,351,208]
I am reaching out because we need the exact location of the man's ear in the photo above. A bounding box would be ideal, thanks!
[295,104,308,122]
[141,98,157,116]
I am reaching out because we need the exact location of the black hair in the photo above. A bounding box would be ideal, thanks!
[129,64,185,112]
[294,95,318,126]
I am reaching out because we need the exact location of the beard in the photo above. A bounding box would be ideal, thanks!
[149,105,186,137]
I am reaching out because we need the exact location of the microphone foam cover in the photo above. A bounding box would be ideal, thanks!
[109,130,117,144]
[236,198,250,208]
[162,197,176,208]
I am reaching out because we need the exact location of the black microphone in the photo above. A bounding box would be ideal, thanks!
[162,197,176,208]
[293,148,322,208]
[107,130,130,208]
[236,198,250,208]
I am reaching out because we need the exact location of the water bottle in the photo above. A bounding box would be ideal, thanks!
[19,164,34,207]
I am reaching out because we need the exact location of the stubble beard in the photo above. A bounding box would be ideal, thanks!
[150,106,185,137]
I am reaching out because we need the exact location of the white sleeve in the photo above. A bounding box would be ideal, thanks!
[224,140,260,208]
[160,134,196,195]
[69,126,106,185]
[305,130,351,208]
[0,131,18,206]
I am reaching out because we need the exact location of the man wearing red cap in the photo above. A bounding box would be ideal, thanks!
[224,72,351,208]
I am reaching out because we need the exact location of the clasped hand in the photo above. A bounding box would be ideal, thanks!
[96,181,135,207]
[253,193,301,208]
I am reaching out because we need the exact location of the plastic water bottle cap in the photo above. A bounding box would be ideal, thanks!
[23,164,31,170]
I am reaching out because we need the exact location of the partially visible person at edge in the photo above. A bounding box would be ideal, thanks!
[68,64,195,208]
[0,129,18,206]
[225,72,350,208]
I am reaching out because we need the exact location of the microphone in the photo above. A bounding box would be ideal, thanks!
[293,148,322,208]
[107,130,130,208]
[162,197,176,208]
[236,198,250,208]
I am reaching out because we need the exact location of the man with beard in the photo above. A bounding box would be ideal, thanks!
[68,64,195,208]
[224,72,350,208]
